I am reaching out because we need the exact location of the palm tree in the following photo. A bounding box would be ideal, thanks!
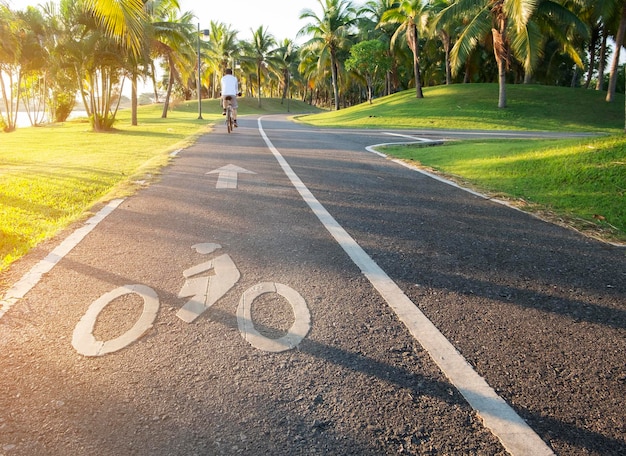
[274,38,300,104]
[428,0,457,85]
[299,0,358,110]
[435,0,539,108]
[527,1,588,82]
[605,0,626,102]
[361,0,397,94]
[40,1,78,123]
[380,0,430,98]
[60,1,127,131]
[590,0,622,92]
[143,0,195,118]
[206,21,239,98]
[298,46,325,105]
[0,3,21,132]
[245,25,277,108]
[16,6,49,126]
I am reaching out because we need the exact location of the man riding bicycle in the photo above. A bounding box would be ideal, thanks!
[220,68,239,127]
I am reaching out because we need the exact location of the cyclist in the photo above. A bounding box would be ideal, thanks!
[220,68,239,127]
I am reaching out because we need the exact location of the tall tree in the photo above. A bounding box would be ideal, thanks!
[143,1,195,118]
[16,6,49,126]
[380,0,429,98]
[274,38,300,104]
[606,0,626,102]
[428,0,457,85]
[39,0,78,123]
[496,0,586,87]
[361,0,398,94]
[62,1,126,131]
[0,3,22,132]
[435,0,539,108]
[299,0,358,110]
[244,25,277,108]
[345,39,392,103]
[206,21,239,98]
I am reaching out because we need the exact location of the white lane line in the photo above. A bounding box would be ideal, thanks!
[257,118,554,456]
[0,199,124,321]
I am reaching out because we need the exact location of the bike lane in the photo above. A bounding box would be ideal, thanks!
[1,117,508,455]
[256,115,626,456]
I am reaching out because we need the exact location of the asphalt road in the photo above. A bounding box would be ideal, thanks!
[0,115,624,456]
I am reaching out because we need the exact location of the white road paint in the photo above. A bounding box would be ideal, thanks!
[207,164,256,189]
[176,250,241,323]
[0,199,124,321]
[257,117,554,456]
[237,282,311,352]
[72,284,159,357]
[366,138,537,210]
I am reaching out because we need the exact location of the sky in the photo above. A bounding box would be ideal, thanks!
[178,0,320,43]
[7,0,333,44]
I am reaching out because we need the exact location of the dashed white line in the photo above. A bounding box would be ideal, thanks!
[258,117,554,456]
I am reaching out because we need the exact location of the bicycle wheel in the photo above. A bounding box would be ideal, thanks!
[226,107,233,133]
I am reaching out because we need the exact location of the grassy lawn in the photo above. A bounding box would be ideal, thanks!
[1,84,625,276]
[382,137,626,243]
[298,84,625,133]
[0,98,318,273]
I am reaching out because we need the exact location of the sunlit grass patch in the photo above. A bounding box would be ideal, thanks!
[382,135,626,243]
[299,84,625,133]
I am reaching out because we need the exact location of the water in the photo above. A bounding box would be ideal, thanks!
[11,110,88,128]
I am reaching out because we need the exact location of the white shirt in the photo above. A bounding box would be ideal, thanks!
[221,74,238,96]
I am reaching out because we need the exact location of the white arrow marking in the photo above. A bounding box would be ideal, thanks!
[207,164,256,189]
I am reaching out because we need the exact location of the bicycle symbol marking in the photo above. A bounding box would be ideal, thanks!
[72,284,159,357]
[71,243,311,357]
[176,243,240,323]
[237,282,310,353]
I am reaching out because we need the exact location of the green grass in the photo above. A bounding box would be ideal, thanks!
[383,137,626,243]
[0,97,319,273]
[297,84,626,244]
[298,84,625,133]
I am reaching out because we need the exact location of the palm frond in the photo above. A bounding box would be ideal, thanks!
[84,0,147,57]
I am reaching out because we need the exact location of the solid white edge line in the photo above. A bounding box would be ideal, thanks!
[257,117,554,456]
[0,199,125,320]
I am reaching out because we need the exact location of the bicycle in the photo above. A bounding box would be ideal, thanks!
[224,95,235,133]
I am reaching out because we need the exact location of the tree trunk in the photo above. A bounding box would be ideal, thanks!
[596,26,608,91]
[131,71,138,126]
[257,64,262,108]
[150,61,159,103]
[408,23,423,98]
[584,26,599,89]
[0,70,20,132]
[441,31,452,85]
[330,52,340,110]
[606,2,626,102]
[161,68,174,118]
[492,25,508,108]
[281,68,289,103]
[497,57,507,108]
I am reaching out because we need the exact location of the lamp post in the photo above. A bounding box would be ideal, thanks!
[197,23,203,119]
[197,24,210,120]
